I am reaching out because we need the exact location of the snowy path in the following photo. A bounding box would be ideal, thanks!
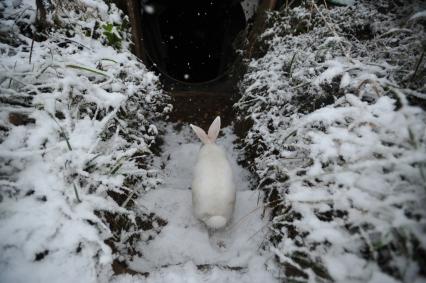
[126,124,277,282]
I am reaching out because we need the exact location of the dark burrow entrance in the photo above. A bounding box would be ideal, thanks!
[140,0,246,84]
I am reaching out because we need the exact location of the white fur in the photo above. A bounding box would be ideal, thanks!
[190,117,236,230]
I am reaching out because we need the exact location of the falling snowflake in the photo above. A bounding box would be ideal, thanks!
[144,5,155,14]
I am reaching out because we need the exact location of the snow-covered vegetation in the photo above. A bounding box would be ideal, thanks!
[2,0,426,282]
[0,0,170,282]
[236,1,426,282]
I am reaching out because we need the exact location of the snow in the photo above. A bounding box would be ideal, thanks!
[143,5,155,15]
[410,10,426,21]
[314,57,346,85]
[111,124,277,282]
[0,159,113,283]
[113,258,273,283]
[241,0,258,21]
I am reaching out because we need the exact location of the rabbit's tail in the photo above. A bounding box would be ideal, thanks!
[205,215,227,229]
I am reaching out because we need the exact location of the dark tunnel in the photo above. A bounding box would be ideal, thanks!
[140,0,247,83]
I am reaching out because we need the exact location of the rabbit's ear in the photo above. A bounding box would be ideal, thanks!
[208,116,221,143]
[190,124,211,144]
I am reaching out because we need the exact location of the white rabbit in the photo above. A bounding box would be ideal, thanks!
[190,117,236,230]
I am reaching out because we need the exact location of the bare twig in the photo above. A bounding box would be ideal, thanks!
[73,182,82,203]
[411,49,425,82]
[29,37,35,64]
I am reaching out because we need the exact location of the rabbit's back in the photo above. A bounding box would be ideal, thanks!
[192,144,236,225]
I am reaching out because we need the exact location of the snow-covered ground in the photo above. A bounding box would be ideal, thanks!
[111,124,277,282]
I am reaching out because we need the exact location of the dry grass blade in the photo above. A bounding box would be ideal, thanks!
[73,182,81,203]
[46,111,72,151]
[66,64,108,76]
[411,49,425,82]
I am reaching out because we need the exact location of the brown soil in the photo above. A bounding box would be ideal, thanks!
[169,91,235,129]
[166,77,237,129]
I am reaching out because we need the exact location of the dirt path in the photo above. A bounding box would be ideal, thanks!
[125,91,277,281]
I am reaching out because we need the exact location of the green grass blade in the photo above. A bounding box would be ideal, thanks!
[66,64,108,76]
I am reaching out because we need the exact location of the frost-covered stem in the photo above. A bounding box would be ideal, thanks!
[407,127,426,183]
[110,161,124,175]
[98,77,114,87]
[35,64,55,79]
[289,81,311,90]
[4,75,37,91]
[411,49,424,81]
[73,183,81,203]
[120,186,140,195]
[234,97,264,107]
[228,205,263,231]
[46,111,72,151]
[288,52,297,78]
[402,88,426,100]
[388,87,409,107]
[29,38,34,64]
[247,223,269,242]
[121,190,135,208]
[282,129,297,143]
[419,164,426,183]
[377,28,413,39]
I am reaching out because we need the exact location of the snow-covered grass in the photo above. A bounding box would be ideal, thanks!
[0,0,170,282]
[236,1,426,282]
